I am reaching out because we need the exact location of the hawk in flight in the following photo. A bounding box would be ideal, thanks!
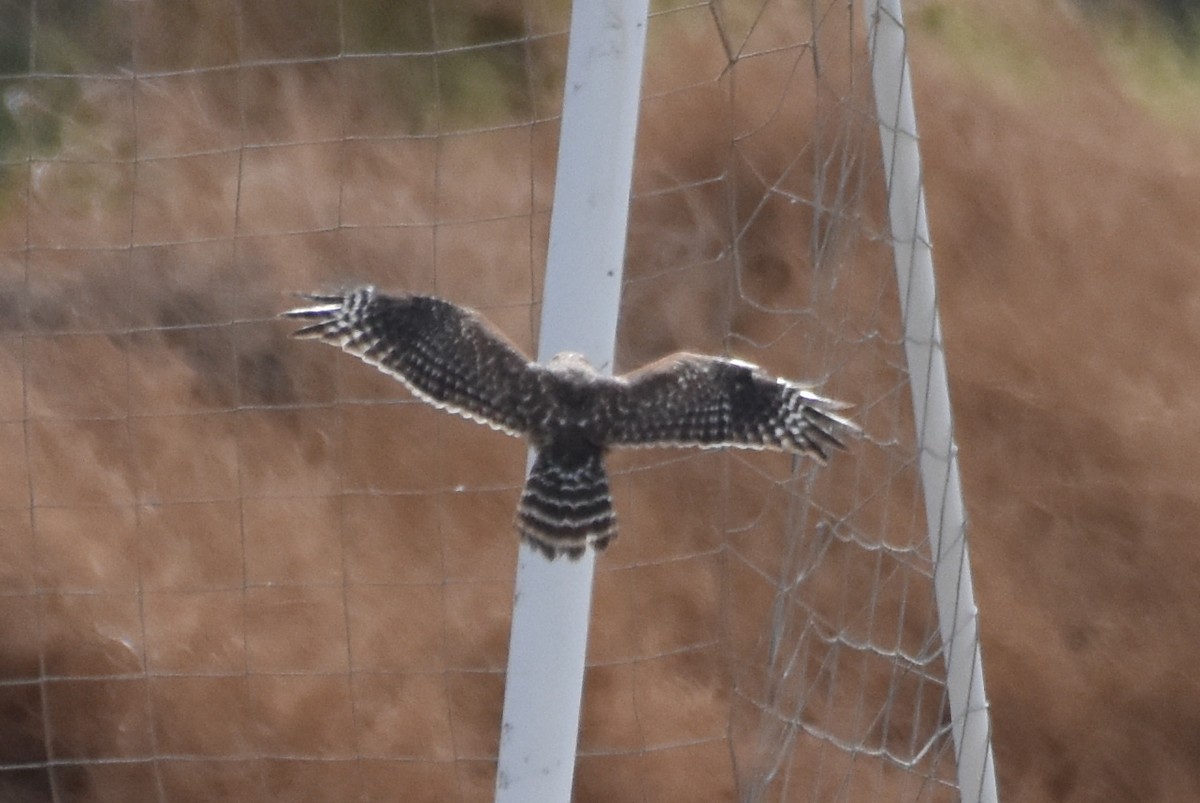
[283,287,856,560]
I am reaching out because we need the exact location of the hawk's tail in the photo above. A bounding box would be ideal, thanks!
[518,439,616,561]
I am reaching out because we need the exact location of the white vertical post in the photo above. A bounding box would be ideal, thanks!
[863,2,999,801]
[495,0,649,800]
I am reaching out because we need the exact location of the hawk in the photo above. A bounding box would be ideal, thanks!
[283,287,857,560]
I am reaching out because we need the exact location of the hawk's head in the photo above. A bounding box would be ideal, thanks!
[547,351,599,379]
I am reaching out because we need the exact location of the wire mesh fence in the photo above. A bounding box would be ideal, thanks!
[0,1,988,800]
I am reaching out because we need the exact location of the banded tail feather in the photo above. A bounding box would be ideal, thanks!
[517,438,616,560]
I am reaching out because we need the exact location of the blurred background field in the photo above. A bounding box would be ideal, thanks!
[2,0,1200,800]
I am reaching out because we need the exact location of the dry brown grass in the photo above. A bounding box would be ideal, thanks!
[3,0,1200,800]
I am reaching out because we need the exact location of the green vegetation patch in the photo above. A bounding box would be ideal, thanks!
[914,1,1052,96]
[343,1,563,130]
[1090,4,1200,131]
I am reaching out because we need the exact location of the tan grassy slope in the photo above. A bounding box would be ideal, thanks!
[912,2,1200,800]
[4,1,1200,800]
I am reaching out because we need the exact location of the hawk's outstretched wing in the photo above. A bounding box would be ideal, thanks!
[603,353,857,461]
[283,287,544,436]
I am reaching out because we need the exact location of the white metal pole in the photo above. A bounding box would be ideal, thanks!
[862,2,999,801]
[494,0,650,800]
